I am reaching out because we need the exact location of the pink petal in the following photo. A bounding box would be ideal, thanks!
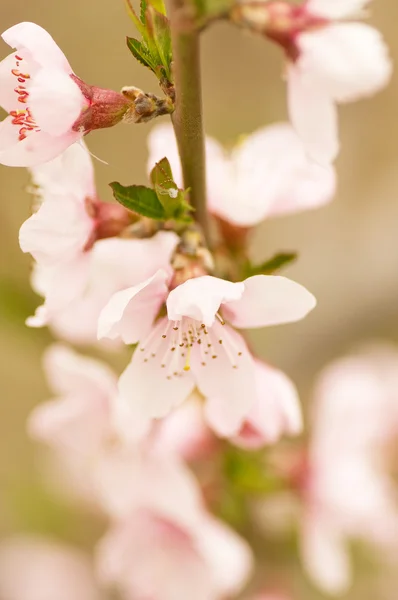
[97,269,170,344]
[300,514,351,594]
[0,53,22,111]
[29,141,95,198]
[307,0,371,19]
[224,275,316,329]
[118,319,195,422]
[0,114,20,152]
[43,343,117,398]
[196,516,253,596]
[198,324,257,436]
[297,24,392,104]
[167,276,245,327]
[262,124,336,218]
[0,127,82,167]
[233,361,302,449]
[287,63,339,165]
[29,68,85,135]
[2,22,72,72]
[0,536,101,600]
[19,195,92,264]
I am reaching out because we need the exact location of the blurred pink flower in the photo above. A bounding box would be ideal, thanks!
[95,449,253,600]
[233,359,302,450]
[98,269,315,435]
[0,23,86,166]
[0,536,102,600]
[300,345,398,594]
[147,122,335,227]
[288,0,392,163]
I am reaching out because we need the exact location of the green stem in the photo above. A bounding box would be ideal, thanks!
[167,0,210,245]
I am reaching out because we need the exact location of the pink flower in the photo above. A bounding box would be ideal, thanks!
[0,536,102,600]
[0,22,132,166]
[287,0,392,163]
[19,143,139,330]
[95,449,253,600]
[98,270,315,435]
[300,345,398,594]
[29,232,179,341]
[28,344,119,459]
[148,123,335,227]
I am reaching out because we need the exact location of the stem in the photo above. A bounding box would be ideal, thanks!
[167,0,210,245]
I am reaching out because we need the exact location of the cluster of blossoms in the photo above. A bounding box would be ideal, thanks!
[0,0,394,597]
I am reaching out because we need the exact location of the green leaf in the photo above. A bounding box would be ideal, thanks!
[126,37,156,71]
[144,4,172,80]
[110,182,167,220]
[125,0,146,35]
[150,158,193,221]
[140,0,148,23]
[246,252,297,276]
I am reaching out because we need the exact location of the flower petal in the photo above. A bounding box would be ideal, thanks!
[167,276,245,327]
[196,516,253,596]
[297,24,392,104]
[19,195,92,264]
[287,63,339,165]
[300,515,351,595]
[29,68,85,135]
[30,141,95,199]
[97,269,169,344]
[0,127,81,167]
[0,53,22,111]
[233,361,302,449]
[223,275,316,329]
[199,324,257,436]
[118,319,195,423]
[2,22,72,72]
[307,0,371,19]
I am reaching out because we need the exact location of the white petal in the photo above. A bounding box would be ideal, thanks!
[0,127,81,167]
[307,0,371,19]
[223,275,316,329]
[198,324,257,436]
[29,68,85,135]
[19,195,92,264]
[29,142,95,199]
[297,24,392,104]
[2,22,72,72]
[97,269,169,343]
[196,516,253,596]
[287,63,339,165]
[300,515,351,595]
[147,123,183,186]
[118,319,195,422]
[0,115,20,152]
[167,276,245,327]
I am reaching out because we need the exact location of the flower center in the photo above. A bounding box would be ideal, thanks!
[10,55,40,141]
[138,315,244,379]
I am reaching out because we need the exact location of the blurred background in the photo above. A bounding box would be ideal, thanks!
[0,0,397,598]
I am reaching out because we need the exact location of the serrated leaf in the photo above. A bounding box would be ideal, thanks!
[140,0,148,23]
[145,4,172,80]
[125,0,146,35]
[246,252,297,276]
[126,37,156,71]
[110,182,167,220]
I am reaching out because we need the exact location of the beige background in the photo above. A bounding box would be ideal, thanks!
[0,0,397,598]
